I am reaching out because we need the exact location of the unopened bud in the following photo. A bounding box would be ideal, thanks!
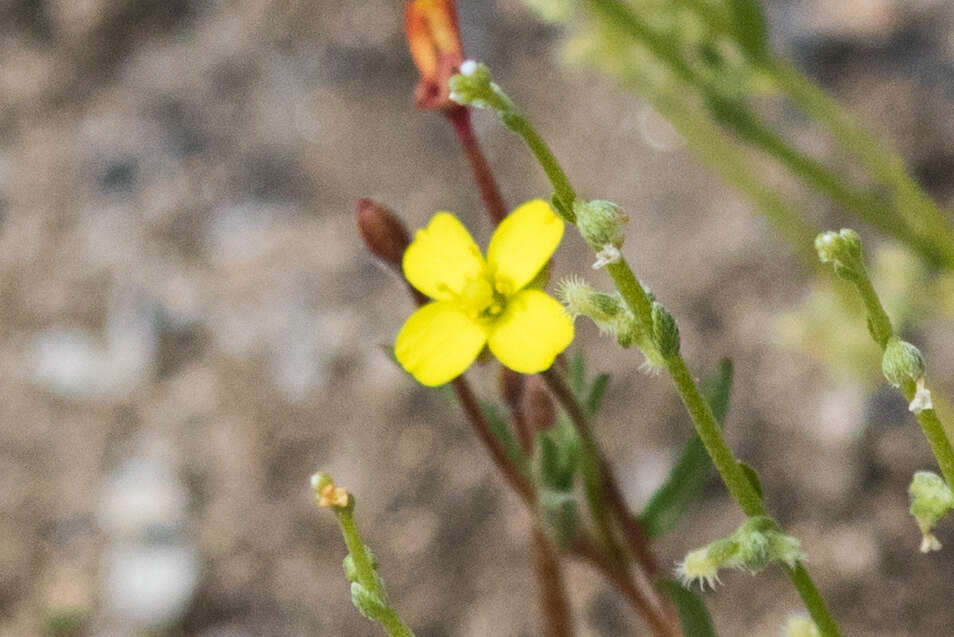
[311,472,352,510]
[574,200,628,250]
[815,229,863,280]
[405,0,465,111]
[356,199,411,271]
[448,61,515,112]
[651,302,680,359]
[351,581,388,622]
[909,471,953,552]
[676,516,804,588]
[881,337,925,388]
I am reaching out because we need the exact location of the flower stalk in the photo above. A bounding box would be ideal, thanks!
[454,65,842,635]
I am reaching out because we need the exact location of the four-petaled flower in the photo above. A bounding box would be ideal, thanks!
[395,200,575,386]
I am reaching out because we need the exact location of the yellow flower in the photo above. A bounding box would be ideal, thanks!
[396,199,574,386]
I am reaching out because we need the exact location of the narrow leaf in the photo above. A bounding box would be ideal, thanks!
[660,580,718,637]
[638,361,734,537]
[568,350,586,395]
[585,373,611,418]
[481,402,530,476]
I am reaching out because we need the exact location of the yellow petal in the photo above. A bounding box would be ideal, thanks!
[403,212,486,300]
[486,200,564,294]
[395,301,487,386]
[488,290,573,374]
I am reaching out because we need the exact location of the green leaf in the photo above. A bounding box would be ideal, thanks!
[585,373,610,418]
[534,425,579,491]
[538,488,579,546]
[638,361,733,537]
[568,350,586,395]
[728,0,769,60]
[737,461,764,500]
[660,579,718,637]
[481,402,530,476]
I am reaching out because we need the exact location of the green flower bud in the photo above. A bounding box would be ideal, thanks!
[909,471,953,552]
[351,582,388,622]
[881,337,926,388]
[559,278,638,345]
[574,199,628,251]
[814,229,864,280]
[651,302,680,359]
[448,61,514,112]
[343,550,380,583]
[782,615,820,637]
[676,516,804,588]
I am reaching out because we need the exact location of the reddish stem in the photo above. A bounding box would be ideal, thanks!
[451,376,535,505]
[532,525,574,637]
[444,107,509,225]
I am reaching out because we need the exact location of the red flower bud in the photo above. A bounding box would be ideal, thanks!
[405,0,465,111]
[356,198,410,271]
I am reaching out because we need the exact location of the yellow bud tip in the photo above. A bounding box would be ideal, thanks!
[311,472,351,509]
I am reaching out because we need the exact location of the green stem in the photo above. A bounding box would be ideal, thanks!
[768,59,954,268]
[645,85,819,262]
[847,271,893,349]
[907,397,954,489]
[483,71,842,637]
[338,507,416,637]
[734,117,937,262]
[500,112,577,219]
[783,562,843,637]
[665,356,764,517]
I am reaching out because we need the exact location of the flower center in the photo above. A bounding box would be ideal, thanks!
[458,274,508,320]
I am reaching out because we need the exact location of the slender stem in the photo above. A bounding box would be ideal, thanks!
[644,85,819,262]
[338,507,377,588]
[445,107,509,225]
[783,563,842,637]
[584,0,948,268]
[480,81,842,634]
[664,356,765,517]
[541,368,681,634]
[848,272,893,349]
[532,524,574,637]
[841,263,954,483]
[734,117,935,262]
[338,507,416,637]
[768,59,954,268]
[499,113,577,219]
[569,536,679,637]
[908,399,954,488]
[451,377,535,505]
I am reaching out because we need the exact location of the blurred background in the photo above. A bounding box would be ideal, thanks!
[3,0,954,635]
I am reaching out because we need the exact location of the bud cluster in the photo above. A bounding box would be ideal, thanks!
[814,229,864,281]
[676,516,805,589]
[448,61,515,113]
